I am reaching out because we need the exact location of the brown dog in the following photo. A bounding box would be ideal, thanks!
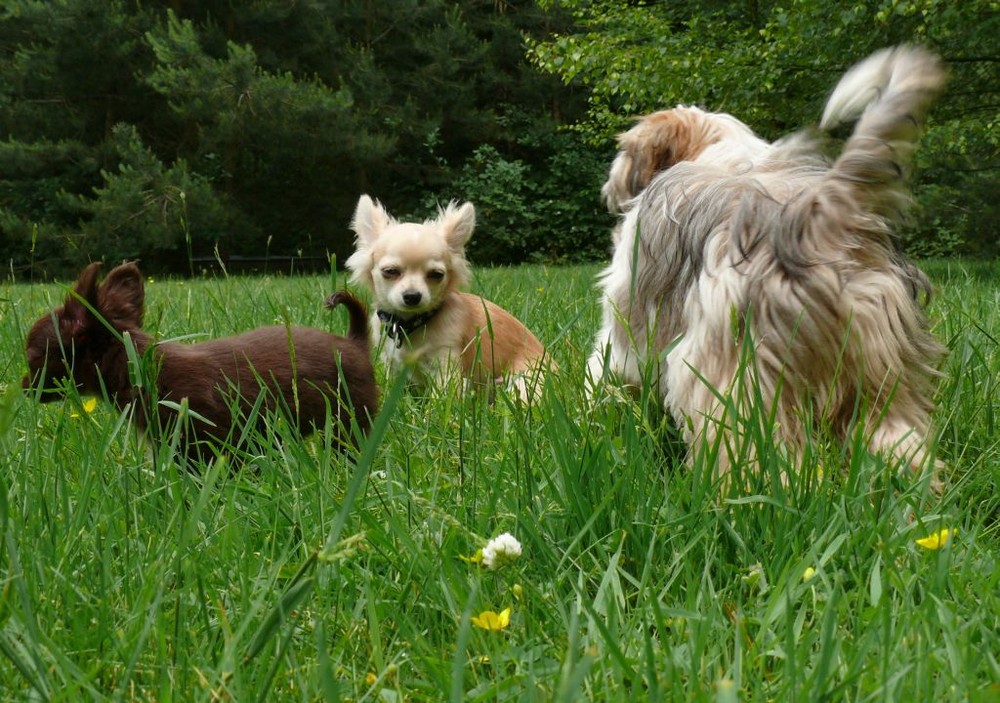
[23,262,378,460]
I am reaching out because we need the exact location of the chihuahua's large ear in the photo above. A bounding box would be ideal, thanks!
[439,201,475,252]
[347,195,389,287]
[62,262,103,334]
[98,262,145,327]
[351,194,390,248]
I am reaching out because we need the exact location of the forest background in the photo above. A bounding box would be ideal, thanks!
[1,0,997,279]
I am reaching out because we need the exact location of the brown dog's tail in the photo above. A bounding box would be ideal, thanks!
[326,291,370,347]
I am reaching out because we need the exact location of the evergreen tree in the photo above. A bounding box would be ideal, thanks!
[1,0,599,277]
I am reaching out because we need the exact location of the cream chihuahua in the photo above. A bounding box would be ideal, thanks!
[346,194,552,400]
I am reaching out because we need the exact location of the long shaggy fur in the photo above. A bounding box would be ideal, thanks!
[589,46,948,480]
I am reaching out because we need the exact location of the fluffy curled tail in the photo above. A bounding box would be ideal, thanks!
[822,46,946,221]
[326,291,371,347]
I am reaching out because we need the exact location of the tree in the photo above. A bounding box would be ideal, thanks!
[1,0,603,277]
[529,0,1000,257]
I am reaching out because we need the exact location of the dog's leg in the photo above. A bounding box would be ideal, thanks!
[586,320,644,397]
[865,406,941,491]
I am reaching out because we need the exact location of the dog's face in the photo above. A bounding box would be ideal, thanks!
[346,195,474,315]
[23,262,144,399]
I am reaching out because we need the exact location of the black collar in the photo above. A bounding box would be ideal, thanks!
[377,307,441,347]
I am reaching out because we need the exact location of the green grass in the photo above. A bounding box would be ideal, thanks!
[0,261,997,701]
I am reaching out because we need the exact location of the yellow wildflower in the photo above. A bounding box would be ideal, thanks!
[364,672,377,686]
[471,608,511,631]
[70,397,98,418]
[802,566,816,582]
[459,549,483,565]
[915,528,957,550]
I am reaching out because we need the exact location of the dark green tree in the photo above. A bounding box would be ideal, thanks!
[1,0,602,277]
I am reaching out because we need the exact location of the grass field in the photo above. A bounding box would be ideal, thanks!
[1,260,997,701]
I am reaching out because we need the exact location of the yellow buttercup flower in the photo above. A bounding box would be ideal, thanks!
[471,608,511,631]
[802,566,816,582]
[915,528,957,550]
[364,672,377,686]
[70,397,98,418]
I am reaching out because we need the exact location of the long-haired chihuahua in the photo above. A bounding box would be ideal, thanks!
[346,195,552,401]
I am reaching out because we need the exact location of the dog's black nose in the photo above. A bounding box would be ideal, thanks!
[402,291,422,307]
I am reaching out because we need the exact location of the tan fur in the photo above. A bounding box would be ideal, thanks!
[347,195,552,400]
[589,46,948,485]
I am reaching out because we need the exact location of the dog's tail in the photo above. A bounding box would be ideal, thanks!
[326,291,371,347]
[820,46,946,222]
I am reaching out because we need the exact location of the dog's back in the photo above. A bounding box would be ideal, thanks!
[152,320,376,445]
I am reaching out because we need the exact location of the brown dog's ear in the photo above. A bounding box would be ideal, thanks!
[603,109,707,213]
[62,262,103,334]
[98,262,145,327]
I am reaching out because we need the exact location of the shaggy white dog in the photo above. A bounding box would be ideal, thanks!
[588,46,948,481]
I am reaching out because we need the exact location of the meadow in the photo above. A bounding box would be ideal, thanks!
[0,260,997,701]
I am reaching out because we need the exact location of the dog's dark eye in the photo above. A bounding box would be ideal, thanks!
[381,267,401,280]
[426,270,445,282]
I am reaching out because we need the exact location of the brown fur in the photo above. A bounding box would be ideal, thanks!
[23,262,378,460]
[602,105,771,217]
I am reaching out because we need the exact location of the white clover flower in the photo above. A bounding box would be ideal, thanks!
[482,532,522,570]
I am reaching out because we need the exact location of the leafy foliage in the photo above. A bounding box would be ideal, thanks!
[428,135,612,264]
[75,124,238,273]
[0,0,598,277]
[530,0,1000,257]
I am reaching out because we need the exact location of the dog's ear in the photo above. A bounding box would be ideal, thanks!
[61,261,103,335]
[605,110,704,209]
[439,201,475,252]
[601,150,636,214]
[346,195,384,287]
[351,194,389,247]
[98,262,145,327]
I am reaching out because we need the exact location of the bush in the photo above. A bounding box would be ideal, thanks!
[432,134,613,265]
[75,124,244,274]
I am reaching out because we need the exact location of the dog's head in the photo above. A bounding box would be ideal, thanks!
[346,195,474,315]
[23,262,145,400]
[602,106,769,216]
